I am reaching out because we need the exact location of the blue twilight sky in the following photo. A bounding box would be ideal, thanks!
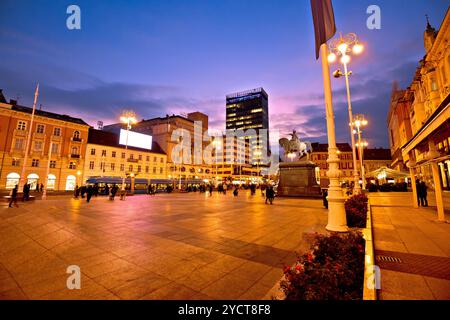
[0,0,449,147]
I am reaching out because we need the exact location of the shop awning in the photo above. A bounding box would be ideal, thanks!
[366,166,409,180]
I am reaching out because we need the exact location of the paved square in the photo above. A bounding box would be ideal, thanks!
[0,192,327,300]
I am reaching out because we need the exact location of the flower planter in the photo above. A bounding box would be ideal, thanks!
[266,201,377,300]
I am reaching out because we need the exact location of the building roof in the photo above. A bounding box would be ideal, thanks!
[87,128,166,155]
[1,89,89,126]
[360,148,392,161]
[311,143,352,153]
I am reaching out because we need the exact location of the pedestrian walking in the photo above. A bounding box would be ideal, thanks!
[74,185,79,198]
[80,186,86,198]
[8,185,19,208]
[233,187,239,197]
[86,185,93,203]
[265,186,275,205]
[23,183,30,201]
[110,184,118,200]
[40,183,44,193]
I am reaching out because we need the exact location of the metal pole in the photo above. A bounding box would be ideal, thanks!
[342,59,361,194]
[121,121,130,191]
[19,83,39,193]
[357,127,366,191]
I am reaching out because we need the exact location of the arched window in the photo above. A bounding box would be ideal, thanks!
[6,172,20,189]
[73,131,80,140]
[47,174,57,190]
[27,173,40,190]
[71,146,79,155]
[66,175,76,191]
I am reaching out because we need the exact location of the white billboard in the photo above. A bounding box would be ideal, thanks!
[119,129,152,150]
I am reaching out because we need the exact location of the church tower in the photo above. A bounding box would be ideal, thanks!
[424,15,437,53]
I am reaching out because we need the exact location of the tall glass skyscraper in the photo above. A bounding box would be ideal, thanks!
[226,88,269,167]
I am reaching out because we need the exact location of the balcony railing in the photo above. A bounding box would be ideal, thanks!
[127,158,139,163]
[71,137,82,142]
[70,154,81,159]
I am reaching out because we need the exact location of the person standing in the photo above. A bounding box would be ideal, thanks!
[322,189,329,209]
[420,181,428,207]
[416,180,423,207]
[74,185,79,198]
[8,185,19,208]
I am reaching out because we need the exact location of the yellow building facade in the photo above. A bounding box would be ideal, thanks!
[83,129,167,186]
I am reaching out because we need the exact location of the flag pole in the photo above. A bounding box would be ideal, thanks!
[320,44,348,232]
[18,83,39,196]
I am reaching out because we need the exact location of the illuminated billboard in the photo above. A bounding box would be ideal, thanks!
[119,129,152,150]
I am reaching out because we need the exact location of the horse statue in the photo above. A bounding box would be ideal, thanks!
[279,130,313,162]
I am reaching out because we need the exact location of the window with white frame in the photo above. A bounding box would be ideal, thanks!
[51,143,59,154]
[34,141,43,151]
[71,146,79,155]
[89,161,95,170]
[36,124,45,134]
[31,159,39,167]
[53,127,61,136]
[14,138,24,150]
[50,160,57,169]
[73,131,80,139]
[17,121,27,131]
[12,158,20,166]
[69,162,76,169]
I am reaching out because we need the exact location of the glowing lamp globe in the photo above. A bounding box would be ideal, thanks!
[353,43,364,55]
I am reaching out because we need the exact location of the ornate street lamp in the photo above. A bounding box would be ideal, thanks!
[328,32,365,194]
[354,114,369,190]
[120,110,137,194]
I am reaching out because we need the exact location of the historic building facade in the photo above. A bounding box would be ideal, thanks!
[387,84,414,172]
[0,90,90,191]
[391,11,450,221]
[310,143,354,186]
[104,113,215,182]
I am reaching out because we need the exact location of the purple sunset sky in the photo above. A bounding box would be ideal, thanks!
[0,0,449,147]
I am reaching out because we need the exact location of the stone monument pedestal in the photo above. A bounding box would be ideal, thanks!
[277,161,322,198]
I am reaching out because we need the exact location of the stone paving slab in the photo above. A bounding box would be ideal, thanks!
[370,192,450,300]
[0,191,327,300]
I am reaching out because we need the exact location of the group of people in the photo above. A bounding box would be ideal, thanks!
[416,180,429,207]
[8,182,43,208]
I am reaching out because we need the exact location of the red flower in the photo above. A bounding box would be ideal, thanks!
[307,253,313,262]
[296,264,303,271]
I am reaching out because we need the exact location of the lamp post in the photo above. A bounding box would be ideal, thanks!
[353,114,369,191]
[120,111,137,193]
[254,150,262,183]
[213,139,222,186]
[42,141,53,200]
[328,33,364,194]
[319,44,348,233]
